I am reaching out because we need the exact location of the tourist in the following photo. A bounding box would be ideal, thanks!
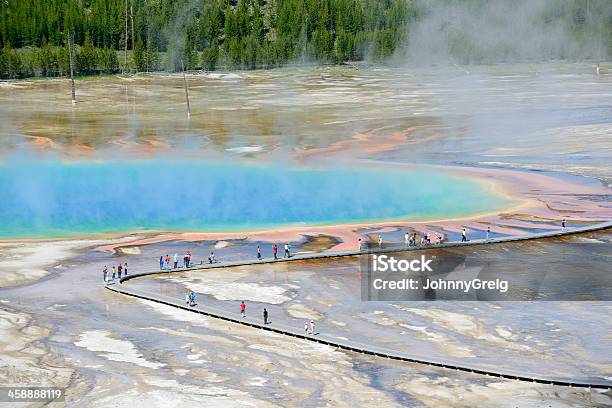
[189,291,196,307]
[165,254,171,269]
[378,235,383,248]
[208,251,215,264]
[304,321,309,334]
[185,292,190,305]
[173,253,179,269]
[159,256,163,270]
[111,265,116,280]
[240,301,246,318]
[257,245,262,260]
[358,238,362,251]
[309,320,316,335]
[410,233,417,247]
[421,232,427,246]
[436,233,442,244]
[404,232,410,247]
[124,262,128,275]
[117,264,122,279]
[273,244,278,260]
[187,251,192,267]
[183,252,188,268]
[284,244,290,258]
[462,228,467,242]
[562,219,566,232]
[263,308,269,325]
[103,266,107,283]
[486,227,490,240]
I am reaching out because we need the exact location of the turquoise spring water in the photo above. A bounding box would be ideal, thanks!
[0,160,514,239]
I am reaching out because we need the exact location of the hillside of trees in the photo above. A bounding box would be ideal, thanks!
[0,0,610,79]
[0,0,412,78]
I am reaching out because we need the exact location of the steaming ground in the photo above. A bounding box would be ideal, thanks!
[1,63,610,183]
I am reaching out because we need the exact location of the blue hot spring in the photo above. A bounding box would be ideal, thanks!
[0,160,514,238]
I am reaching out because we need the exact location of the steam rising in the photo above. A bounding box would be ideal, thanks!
[400,0,610,65]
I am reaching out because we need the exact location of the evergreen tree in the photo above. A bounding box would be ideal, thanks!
[1,42,23,78]
[38,40,57,76]
[145,40,159,71]
[202,40,219,71]
[134,36,146,71]
[100,47,119,72]
[75,33,97,74]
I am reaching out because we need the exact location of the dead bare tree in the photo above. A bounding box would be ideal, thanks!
[131,5,135,64]
[67,30,76,104]
[124,0,128,70]
[182,60,191,119]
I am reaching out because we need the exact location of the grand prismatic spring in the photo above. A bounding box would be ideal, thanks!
[0,161,515,238]
[1,6,612,406]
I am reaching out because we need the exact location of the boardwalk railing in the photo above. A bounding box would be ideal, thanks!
[106,221,612,390]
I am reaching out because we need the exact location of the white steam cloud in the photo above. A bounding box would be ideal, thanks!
[398,0,610,65]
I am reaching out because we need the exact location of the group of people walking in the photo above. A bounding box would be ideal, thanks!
[240,302,321,334]
[239,301,317,333]
[103,263,128,283]
[403,231,445,247]
[240,301,269,324]
[160,251,192,270]
[257,243,291,260]
[358,227,505,250]
[304,320,317,335]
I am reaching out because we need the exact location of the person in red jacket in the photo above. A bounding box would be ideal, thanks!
[240,301,246,318]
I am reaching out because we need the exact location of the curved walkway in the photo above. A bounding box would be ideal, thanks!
[106,221,612,390]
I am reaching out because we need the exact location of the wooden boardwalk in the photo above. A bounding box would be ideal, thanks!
[106,221,612,389]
